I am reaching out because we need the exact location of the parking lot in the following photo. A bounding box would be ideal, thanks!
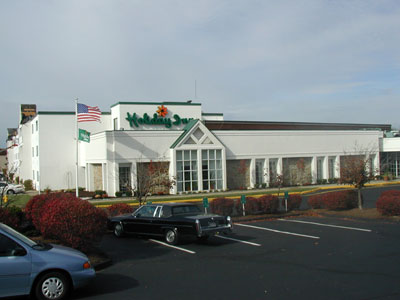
[74,215,400,300]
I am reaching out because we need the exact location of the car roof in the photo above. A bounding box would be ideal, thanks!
[146,202,196,207]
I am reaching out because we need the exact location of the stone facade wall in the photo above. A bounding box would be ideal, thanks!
[282,157,312,186]
[92,164,103,191]
[226,159,250,190]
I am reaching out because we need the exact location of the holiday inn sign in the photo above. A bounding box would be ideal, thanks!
[125,105,193,128]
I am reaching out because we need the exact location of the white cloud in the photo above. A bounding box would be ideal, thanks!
[1,0,400,146]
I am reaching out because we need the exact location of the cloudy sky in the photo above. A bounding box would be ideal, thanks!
[1,0,400,147]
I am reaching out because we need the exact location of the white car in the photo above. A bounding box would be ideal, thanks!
[0,181,25,194]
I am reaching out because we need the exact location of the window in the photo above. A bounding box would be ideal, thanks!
[33,171,35,180]
[37,171,40,182]
[113,118,118,130]
[0,234,26,257]
[32,147,34,157]
[32,124,34,134]
[255,159,265,186]
[134,205,157,217]
[202,149,222,190]
[36,145,39,157]
[176,150,198,192]
[119,165,131,192]
[328,157,336,179]
[36,120,38,131]
[269,159,278,184]
[172,205,201,215]
[317,157,324,181]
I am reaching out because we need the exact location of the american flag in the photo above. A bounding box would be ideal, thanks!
[77,103,101,122]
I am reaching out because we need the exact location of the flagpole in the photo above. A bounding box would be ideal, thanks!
[75,98,79,198]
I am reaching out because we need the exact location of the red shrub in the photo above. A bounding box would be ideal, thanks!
[107,203,134,216]
[308,194,324,209]
[39,195,107,250]
[25,194,51,227]
[322,190,358,210]
[257,195,279,214]
[243,197,260,215]
[0,207,20,229]
[376,191,400,216]
[284,194,302,211]
[379,190,400,198]
[210,198,236,216]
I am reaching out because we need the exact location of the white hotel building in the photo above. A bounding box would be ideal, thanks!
[6,101,400,195]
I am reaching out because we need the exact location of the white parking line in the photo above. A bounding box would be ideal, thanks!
[149,239,196,254]
[215,235,262,246]
[236,223,320,239]
[278,219,372,232]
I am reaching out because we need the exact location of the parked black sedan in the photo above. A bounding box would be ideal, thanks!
[107,203,233,245]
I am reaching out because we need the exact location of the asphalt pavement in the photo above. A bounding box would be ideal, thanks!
[73,214,400,300]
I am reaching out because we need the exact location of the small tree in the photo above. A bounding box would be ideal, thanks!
[275,174,284,199]
[136,160,175,205]
[339,146,377,210]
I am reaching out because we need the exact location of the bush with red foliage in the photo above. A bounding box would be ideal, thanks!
[0,207,20,229]
[107,203,134,217]
[257,195,279,214]
[307,194,324,209]
[376,190,400,216]
[243,197,260,215]
[284,194,302,211]
[322,190,358,210]
[25,194,51,228]
[210,197,236,216]
[25,193,107,250]
[39,195,107,250]
[379,190,400,198]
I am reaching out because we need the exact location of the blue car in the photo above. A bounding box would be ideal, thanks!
[0,223,95,299]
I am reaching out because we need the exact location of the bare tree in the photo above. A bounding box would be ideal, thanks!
[339,145,377,210]
[136,160,175,205]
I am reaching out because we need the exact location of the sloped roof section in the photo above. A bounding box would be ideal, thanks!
[170,119,198,149]
[170,120,224,149]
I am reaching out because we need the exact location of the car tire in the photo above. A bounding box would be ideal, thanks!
[6,189,15,195]
[34,271,70,300]
[114,222,125,237]
[165,228,179,245]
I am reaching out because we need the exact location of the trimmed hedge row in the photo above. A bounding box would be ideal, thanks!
[209,194,300,216]
[376,190,400,216]
[307,190,358,210]
[107,203,134,216]
[25,193,107,250]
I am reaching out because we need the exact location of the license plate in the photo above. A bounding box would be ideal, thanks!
[208,222,216,228]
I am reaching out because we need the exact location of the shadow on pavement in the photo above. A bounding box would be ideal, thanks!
[73,273,139,299]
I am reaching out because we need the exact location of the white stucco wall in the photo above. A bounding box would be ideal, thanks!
[34,113,111,191]
[17,122,33,183]
[382,138,400,152]
[83,130,181,195]
[214,130,382,159]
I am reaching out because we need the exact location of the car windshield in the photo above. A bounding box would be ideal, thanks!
[172,205,201,215]
[133,205,157,217]
[0,223,37,247]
